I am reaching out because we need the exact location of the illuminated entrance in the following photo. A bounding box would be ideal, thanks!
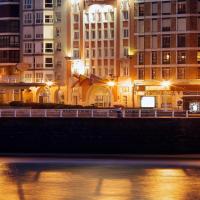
[87,85,111,107]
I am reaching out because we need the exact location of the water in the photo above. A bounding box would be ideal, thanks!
[0,157,200,200]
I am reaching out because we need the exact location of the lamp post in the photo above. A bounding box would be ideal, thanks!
[161,80,171,111]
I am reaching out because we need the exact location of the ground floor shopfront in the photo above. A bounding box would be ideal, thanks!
[68,77,200,110]
[0,83,67,105]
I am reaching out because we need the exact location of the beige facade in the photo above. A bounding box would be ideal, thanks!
[65,0,200,110]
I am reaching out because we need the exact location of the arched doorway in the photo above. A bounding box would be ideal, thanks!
[23,89,33,103]
[37,87,50,103]
[87,85,111,107]
[54,89,65,104]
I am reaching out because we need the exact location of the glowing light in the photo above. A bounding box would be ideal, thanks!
[141,96,156,108]
[161,80,171,88]
[72,60,85,75]
[88,4,114,13]
[120,80,133,87]
[107,81,115,87]
[46,81,54,87]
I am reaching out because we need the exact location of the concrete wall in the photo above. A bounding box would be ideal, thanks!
[0,118,199,154]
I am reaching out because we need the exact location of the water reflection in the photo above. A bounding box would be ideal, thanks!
[0,159,199,200]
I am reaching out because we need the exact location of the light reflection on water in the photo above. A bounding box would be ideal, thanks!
[0,158,200,200]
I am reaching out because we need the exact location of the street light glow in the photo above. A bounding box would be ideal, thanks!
[161,80,171,88]
[46,81,54,87]
[107,81,115,87]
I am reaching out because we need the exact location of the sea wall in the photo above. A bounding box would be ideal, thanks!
[0,118,199,154]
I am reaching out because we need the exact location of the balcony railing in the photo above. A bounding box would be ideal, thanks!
[0,75,20,83]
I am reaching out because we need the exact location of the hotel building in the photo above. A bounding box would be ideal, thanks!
[65,0,200,110]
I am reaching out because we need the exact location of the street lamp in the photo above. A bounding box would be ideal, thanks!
[161,80,171,111]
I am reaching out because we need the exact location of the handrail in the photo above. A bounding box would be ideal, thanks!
[0,108,198,118]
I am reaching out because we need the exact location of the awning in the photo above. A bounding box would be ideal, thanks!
[0,82,46,89]
[171,85,200,91]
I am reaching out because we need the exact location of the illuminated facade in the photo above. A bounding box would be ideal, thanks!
[0,0,198,108]
[21,0,67,103]
[66,0,200,109]
[132,0,200,110]
[66,0,135,107]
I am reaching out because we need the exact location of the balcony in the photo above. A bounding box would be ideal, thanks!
[0,75,20,83]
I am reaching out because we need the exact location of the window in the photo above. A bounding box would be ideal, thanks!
[45,15,53,23]
[177,67,185,79]
[36,73,43,82]
[198,0,200,13]
[110,12,114,21]
[123,29,129,38]
[98,49,101,57]
[110,30,114,38]
[92,30,95,39]
[74,14,79,22]
[152,3,158,15]
[162,2,171,15]
[123,47,128,57]
[85,31,89,39]
[152,36,157,48]
[98,31,101,39]
[110,48,114,57]
[45,0,53,8]
[104,12,108,21]
[177,18,186,31]
[85,49,89,58]
[198,18,200,31]
[73,49,80,58]
[162,19,171,31]
[162,35,171,48]
[24,13,32,24]
[177,1,186,14]
[123,11,129,20]
[198,67,200,79]
[24,42,32,53]
[45,43,53,53]
[177,34,186,47]
[162,67,170,79]
[152,19,158,32]
[104,30,108,39]
[24,0,32,9]
[55,12,61,23]
[57,0,61,7]
[177,51,186,64]
[85,13,89,22]
[198,34,200,47]
[138,36,144,49]
[35,12,43,24]
[45,58,53,68]
[162,51,170,64]
[138,20,144,33]
[138,52,144,65]
[152,51,157,64]
[197,51,200,64]
[138,68,144,80]
[74,32,79,40]
[151,68,157,79]
[104,48,108,57]
[121,64,129,76]
[139,4,144,16]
